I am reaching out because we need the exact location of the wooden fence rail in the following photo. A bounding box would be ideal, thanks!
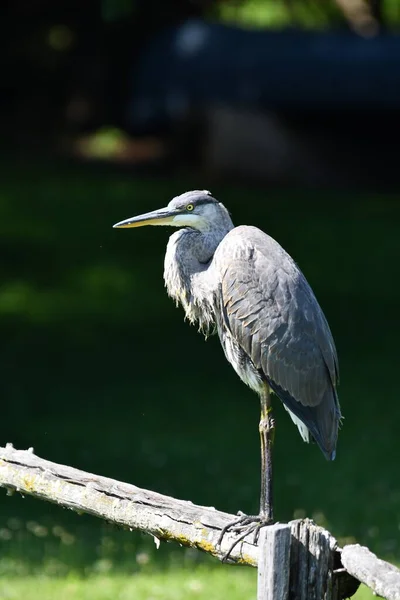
[0,444,398,599]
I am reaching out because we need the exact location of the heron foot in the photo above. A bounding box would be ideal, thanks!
[217,511,273,561]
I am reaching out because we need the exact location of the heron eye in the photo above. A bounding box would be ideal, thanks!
[186,204,194,211]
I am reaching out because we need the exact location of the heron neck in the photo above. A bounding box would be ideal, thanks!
[165,227,226,281]
[164,225,232,327]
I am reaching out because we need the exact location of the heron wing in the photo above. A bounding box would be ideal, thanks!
[216,225,341,458]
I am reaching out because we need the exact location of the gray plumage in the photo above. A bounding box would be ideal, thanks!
[114,190,341,461]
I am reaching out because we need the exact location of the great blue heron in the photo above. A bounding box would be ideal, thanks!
[114,190,341,551]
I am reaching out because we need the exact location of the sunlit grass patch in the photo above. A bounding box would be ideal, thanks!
[0,568,385,600]
[0,567,256,600]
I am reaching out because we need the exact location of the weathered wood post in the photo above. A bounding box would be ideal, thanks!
[257,519,358,600]
[257,524,291,600]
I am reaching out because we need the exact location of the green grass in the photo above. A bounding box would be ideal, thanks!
[0,566,381,600]
[0,159,399,597]
[0,568,257,600]
[0,570,381,600]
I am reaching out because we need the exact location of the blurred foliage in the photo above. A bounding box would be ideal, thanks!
[100,0,400,28]
[218,0,343,28]
[101,0,136,22]
[217,0,400,29]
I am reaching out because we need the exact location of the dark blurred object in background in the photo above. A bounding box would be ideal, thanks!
[2,0,400,186]
[127,20,400,186]
[1,0,215,149]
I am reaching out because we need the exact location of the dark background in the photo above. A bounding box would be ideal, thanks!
[0,0,399,576]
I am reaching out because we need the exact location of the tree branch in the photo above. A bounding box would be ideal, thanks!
[342,545,400,600]
[0,444,257,565]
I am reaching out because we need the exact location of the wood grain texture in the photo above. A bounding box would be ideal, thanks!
[258,524,291,600]
[290,518,340,600]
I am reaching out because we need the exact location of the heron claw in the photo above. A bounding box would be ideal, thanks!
[217,513,272,562]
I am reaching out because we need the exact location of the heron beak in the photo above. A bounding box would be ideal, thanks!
[113,207,175,229]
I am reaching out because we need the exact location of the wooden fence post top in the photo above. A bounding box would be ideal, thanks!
[257,520,360,600]
[257,524,291,600]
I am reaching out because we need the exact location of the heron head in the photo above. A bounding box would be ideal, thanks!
[113,190,232,233]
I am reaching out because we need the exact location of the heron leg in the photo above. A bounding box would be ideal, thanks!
[217,386,274,561]
[259,385,274,521]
